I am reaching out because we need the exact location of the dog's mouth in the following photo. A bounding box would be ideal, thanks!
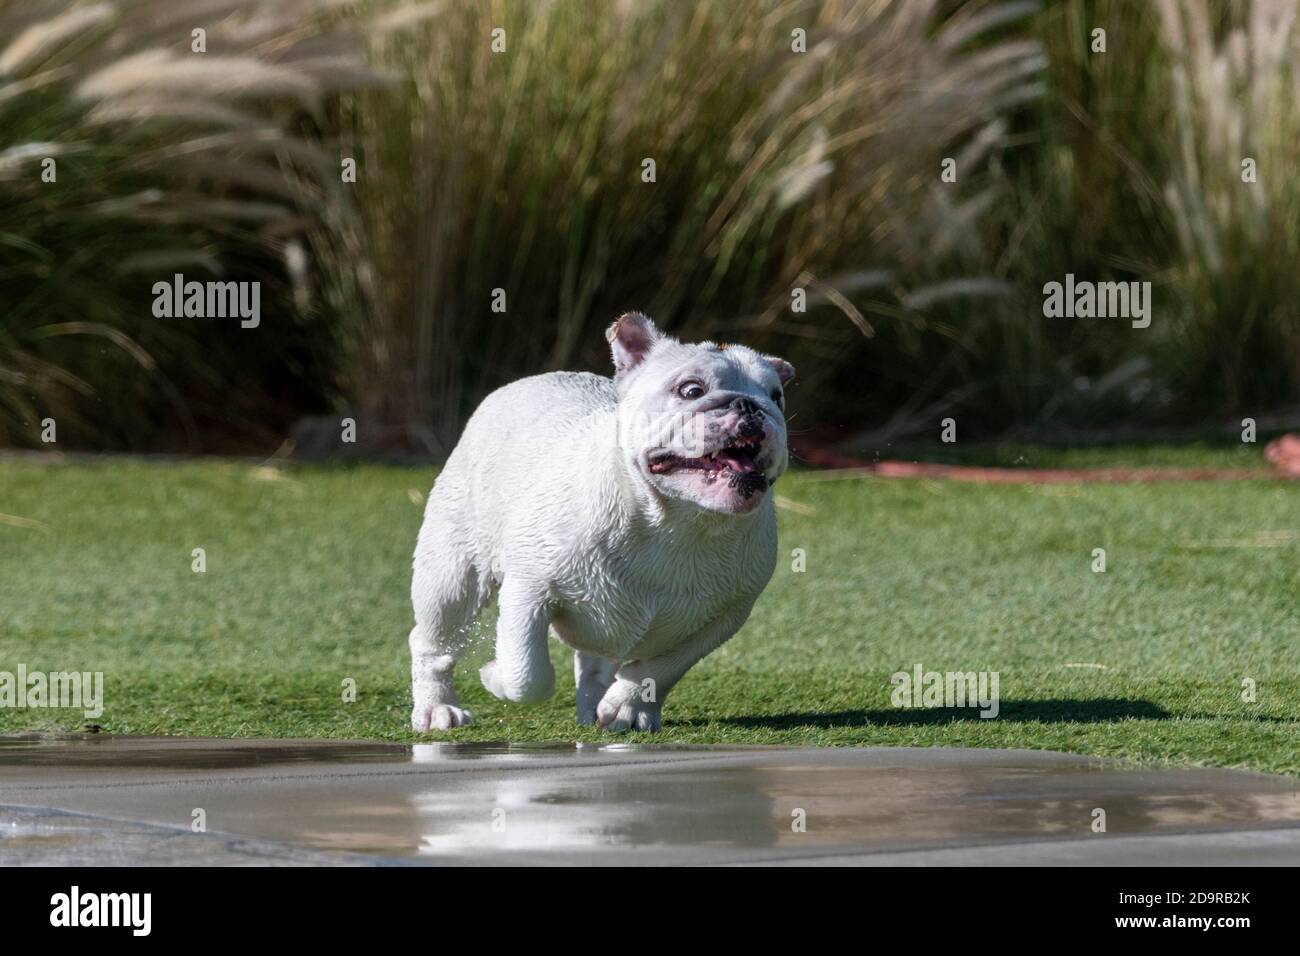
[647,435,763,478]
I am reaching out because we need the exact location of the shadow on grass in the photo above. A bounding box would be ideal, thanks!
[673,698,1173,731]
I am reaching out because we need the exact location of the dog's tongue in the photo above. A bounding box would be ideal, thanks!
[718,449,758,473]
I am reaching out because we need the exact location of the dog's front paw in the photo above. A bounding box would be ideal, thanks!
[411,702,474,732]
[478,659,555,704]
[478,660,509,701]
[595,677,662,733]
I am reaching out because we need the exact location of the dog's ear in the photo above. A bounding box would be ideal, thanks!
[606,312,661,375]
[764,355,796,385]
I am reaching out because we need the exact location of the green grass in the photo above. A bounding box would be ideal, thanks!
[855,440,1278,470]
[1,453,1297,775]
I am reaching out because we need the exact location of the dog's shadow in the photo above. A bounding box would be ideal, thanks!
[672,698,1173,730]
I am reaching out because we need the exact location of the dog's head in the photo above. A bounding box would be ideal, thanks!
[607,312,794,515]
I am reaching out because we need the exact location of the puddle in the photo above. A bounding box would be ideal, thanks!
[0,734,712,770]
[2,735,1298,864]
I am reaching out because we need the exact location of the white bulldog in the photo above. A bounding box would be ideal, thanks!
[408,312,794,732]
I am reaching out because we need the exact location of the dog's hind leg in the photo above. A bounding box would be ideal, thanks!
[479,576,555,704]
[574,651,618,725]
[409,519,490,732]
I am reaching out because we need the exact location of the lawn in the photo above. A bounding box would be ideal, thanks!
[1,450,1297,775]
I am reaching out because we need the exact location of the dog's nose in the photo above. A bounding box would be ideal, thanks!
[731,397,764,439]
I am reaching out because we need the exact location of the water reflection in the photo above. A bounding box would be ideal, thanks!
[2,737,1296,862]
[412,765,779,856]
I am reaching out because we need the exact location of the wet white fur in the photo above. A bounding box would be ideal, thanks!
[408,324,788,733]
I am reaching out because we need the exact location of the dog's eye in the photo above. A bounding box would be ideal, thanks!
[677,381,706,400]
[770,389,783,405]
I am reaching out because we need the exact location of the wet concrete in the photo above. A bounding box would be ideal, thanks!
[2,735,1298,865]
